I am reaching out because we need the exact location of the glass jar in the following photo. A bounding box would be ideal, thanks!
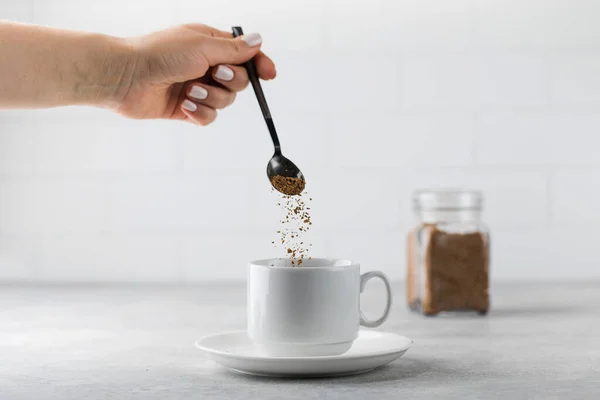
[406,189,490,316]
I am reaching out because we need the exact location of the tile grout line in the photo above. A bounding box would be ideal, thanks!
[471,112,480,165]
[546,168,554,229]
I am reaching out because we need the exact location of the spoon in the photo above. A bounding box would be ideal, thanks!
[232,26,305,196]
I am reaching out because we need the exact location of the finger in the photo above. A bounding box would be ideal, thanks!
[255,51,277,80]
[211,65,248,91]
[199,33,263,67]
[186,83,236,110]
[180,99,217,126]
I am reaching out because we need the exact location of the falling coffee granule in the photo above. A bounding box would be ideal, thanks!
[270,175,306,196]
[270,185,312,266]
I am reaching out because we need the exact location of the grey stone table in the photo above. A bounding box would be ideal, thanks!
[0,282,598,399]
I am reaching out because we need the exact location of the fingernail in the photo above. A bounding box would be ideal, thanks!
[242,32,262,47]
[182,99,197,112]
[215,65,234,81]
[189,85,208,100]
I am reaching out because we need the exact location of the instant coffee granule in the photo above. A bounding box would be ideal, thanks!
[271,186,312,266]
[407,225,489,316]
[270,175,306,196]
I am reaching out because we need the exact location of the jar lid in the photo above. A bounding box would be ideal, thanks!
[412,189,483,210]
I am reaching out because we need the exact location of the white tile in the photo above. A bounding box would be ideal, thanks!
[398,168,549,228]
[0,125,37,176]
[552,169,600,225]
[247,172,291,232]
[174,0,327,52]
[177,107,266,172]
[0,179,108,234]
[474,0,600,49]
[327,0,475,50]
[0,1,33,22]
[475,55,549,107]
[550,55,600,106]
[33,0,175,35]
[323,54,401,113]
[263,52,329,113]
[38,234,180,282]
[37,119,177,175]
[492,228,600,280]
[326,0,384,49]
[476,113,600,165]
[0,235,39,280]
[181,234,251,281]
[331,112,474,167]
[401,55,549,109]
[170,1,228,28]
[107,174,252,233]
[314,168,405,231]
[273,113,332,169]
[330,231,406,280]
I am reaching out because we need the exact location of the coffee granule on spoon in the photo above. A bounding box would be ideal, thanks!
[270,175,306,196]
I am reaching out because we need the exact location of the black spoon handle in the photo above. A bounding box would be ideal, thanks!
[232,26,281,154]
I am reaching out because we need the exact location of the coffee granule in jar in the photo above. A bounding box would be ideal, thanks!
[270,175,306,196]
[406,189,490,316]
[407,225,489,316]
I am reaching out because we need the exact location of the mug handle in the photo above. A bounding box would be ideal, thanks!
[359,271,393,328]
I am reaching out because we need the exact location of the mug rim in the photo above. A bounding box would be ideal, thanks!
[249,257,359,270]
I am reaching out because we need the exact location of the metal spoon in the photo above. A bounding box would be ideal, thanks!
[232,26,305,196]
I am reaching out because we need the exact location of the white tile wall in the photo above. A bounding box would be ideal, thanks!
[473,0,600,50]
[2,0,600,282]
[476,113,600,165]
[37,119,178,175]
[327,0,474,51]
[0,179,108,234]
[331,112,474,167]
[107,174,253,234]
[33,0,176,36]
[400,55,549,109]
[0,126,37,176]
[38,234,181,282]
[0,235,39,280]
[550,55,600,107]
[1,1,33,22]
[552,169,600,225]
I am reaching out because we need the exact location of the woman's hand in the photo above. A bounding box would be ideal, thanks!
[117,24,276,125]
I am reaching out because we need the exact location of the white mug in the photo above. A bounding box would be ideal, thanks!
[247,258,392,357]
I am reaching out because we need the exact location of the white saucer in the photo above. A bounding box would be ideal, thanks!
[195,330,413,378]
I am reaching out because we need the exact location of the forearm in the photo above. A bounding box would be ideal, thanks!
[0,21,133,109]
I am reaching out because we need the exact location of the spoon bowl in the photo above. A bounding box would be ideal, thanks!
[267,153,305,196]
[267,153,304,181]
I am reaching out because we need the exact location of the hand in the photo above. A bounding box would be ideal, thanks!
[116,24,276,125]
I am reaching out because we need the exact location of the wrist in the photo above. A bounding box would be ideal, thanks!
[78,33,137,109]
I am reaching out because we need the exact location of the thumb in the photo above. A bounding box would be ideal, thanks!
[199,33,263,67]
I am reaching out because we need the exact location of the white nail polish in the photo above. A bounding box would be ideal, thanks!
[215,65,234,81]
[189,85,208,100]
[242,32,262,47]
[182,99,197,112]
